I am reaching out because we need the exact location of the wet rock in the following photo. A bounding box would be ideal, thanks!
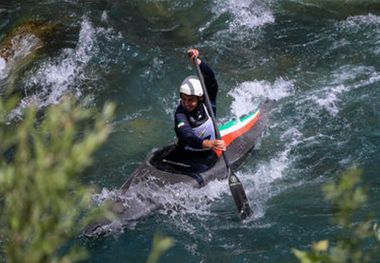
[0,21,57,62]
[0,20,65,95]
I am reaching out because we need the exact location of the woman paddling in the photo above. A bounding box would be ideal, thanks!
[161,48,226,185]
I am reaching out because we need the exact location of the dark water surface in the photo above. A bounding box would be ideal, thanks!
[1,0,380,262]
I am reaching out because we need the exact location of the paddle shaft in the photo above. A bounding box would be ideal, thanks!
[193,60,228,163]
[193,57,252,220]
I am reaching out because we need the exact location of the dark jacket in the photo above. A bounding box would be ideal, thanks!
[174,61,218,152]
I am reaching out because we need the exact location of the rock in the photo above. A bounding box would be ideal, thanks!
[0,21,57,62]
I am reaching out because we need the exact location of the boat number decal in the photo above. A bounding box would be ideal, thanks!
[230,175,240,186]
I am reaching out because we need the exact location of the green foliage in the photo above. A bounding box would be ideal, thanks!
[146,233,174,263]
[0,97,115,263]
[293,168,380,263]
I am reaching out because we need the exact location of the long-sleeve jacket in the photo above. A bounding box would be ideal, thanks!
[174,61,218,151]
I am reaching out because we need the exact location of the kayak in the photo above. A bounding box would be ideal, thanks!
[84,100,272,238]
[84,101,272,238]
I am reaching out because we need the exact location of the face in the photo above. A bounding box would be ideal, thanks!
[180,94,202,112]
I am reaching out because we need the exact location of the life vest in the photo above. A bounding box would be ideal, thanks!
[184,104,216,152]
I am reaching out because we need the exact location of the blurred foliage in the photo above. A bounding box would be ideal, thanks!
[0,96,115,263]
[146,233,174,263]
[293,167,380,263]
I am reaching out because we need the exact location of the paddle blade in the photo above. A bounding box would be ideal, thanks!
[228,171,252,220]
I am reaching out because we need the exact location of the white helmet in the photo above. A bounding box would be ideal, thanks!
[179,75,203,96]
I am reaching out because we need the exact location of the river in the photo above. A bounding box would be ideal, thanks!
[1,0,380,262]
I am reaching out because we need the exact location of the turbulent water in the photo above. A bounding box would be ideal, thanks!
[1,0,380,262]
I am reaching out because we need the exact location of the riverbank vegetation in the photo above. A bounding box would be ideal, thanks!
[294,168,380,263]
[0,96,114,262]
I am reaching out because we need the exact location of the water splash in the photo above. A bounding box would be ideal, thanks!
[213,0,274,31]
[340,13,380,31]
[86,176,231,238]
[0,33,41,81]
[9,17,101,118]
[26,19,94,102]
[93,178,228,218]
[228,77,294,117]
[308,65,380,116]
[242,126,303,219]
[0,57,6,80]
[312,84,348,116]
[101,11,109,23]
[11,33,42,61]
[160,179,228,217]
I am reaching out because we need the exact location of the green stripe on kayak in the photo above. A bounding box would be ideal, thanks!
[240,110,258,123]
[218,110,258,132]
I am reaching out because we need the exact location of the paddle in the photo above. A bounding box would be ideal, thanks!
[192,56,253,220]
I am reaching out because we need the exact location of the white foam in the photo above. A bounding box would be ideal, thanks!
[101,11,109,23]
[92,187,121,204]
[243,154,289,219]
[241,127,303,219]
[151,179,232,238]
[0,57,6,80]
[0,33,41,81]
[314,84,348,116]
[212,0,274,32]
[308,65,380,116]
[228,77,294,117]
[156,179,228,218]
[92,176,228,220]
[11,33,41,60]
[88,178,230,238]
[330,65,375,85]
[353,70,380,89]
[342,13,380,29]
[9,17,98,118]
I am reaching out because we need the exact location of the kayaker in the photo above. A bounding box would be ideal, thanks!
[162,49,225,184]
